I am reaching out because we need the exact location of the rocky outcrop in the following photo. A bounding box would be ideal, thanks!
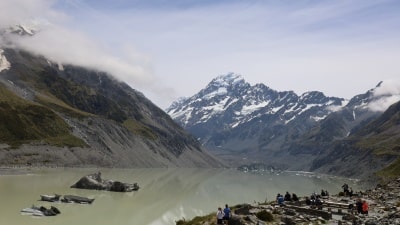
[71,172,139,192]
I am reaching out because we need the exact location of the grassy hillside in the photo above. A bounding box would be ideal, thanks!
[0,84,86,148]
[353,101,400,177]
[377,158,400,177]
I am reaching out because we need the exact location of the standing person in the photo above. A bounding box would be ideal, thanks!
[223,204,231,225]
[216,207,225,225]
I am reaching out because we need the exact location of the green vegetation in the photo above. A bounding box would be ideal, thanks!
[355,136,400,156]
[0,84,86,148]
[256,210,274,222]
[123,119,157,140]
[175,213,215,225]
[37,67,128,123]
[376,158,400,177]
[43,134,87,148]
[36,93,91,119]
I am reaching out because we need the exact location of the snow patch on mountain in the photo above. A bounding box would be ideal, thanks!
[203,87,227,100]
[327,99,349,112]
[271,105,284,114]
[203,96,230,114]
[310,115,326,121]
[212,73,243,87]
[57,62,64,71]
[241,101,270,115]
[0,49,10,72]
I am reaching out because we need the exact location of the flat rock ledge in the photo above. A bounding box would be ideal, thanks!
[71,172,139,192]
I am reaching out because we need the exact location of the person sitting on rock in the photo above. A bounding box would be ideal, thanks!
[310,192,317,202]
[315,196,323,210]
[305,196,312,205]
[362,200,369,215]
[321,190,330,199]
[342,183,349,196]
[356,198,363,214]
[348,203,355,214]
[276,194,285,206]
[291,193,299,202]
[349,187,354,197]
[284,191,291,201]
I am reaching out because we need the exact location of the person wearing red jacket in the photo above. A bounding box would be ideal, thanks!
[362,200,369,215]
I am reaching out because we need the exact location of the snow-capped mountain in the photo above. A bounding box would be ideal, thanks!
[168,73,349,128]
[167,73,345,146]
[167,73,399,173]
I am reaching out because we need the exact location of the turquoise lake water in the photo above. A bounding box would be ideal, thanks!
[0,168,361,225]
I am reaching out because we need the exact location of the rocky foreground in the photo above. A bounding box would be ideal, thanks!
[176,177,400,225]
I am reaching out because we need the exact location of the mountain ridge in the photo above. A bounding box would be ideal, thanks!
[0,47,221,168]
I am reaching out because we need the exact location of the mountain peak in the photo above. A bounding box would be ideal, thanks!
[0,20,42,40]
[210,72,244,87]
[9,24,37,36]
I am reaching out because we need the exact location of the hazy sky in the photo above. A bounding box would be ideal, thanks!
[1,0,400,109]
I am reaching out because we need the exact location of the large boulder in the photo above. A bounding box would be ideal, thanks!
[71,172,139,192]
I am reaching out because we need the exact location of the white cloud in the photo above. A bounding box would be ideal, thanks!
[13,25,153,84]
[368,80,400,112]
[372,80,400,97]
[1,0,400,109]
[0,0,66,28]
[0,0,155,92]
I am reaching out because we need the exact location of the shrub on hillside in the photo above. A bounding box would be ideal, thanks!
[256,210,273,222]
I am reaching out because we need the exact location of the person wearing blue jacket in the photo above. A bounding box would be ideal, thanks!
[223,204,231,224]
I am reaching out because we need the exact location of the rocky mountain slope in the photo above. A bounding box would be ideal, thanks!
[311,100,400,177]
[0,47,221,168]
[167,73,400,177]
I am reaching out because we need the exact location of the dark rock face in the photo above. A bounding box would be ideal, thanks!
[71,172,139,192]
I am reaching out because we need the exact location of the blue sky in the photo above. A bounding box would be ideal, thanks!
[1,0,400,109]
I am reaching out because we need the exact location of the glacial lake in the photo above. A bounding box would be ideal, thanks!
[0,168,362,225]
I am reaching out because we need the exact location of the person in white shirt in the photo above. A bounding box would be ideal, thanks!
[216,207,225,224]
